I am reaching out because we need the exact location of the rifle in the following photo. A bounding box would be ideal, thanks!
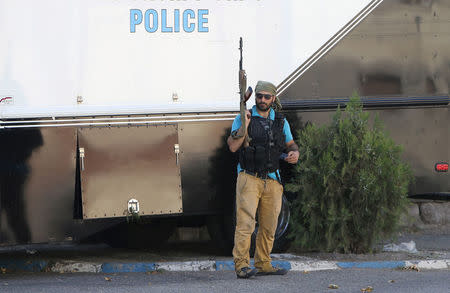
[231,37,253,147]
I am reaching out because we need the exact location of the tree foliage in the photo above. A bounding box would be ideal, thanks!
[286,94,413,253]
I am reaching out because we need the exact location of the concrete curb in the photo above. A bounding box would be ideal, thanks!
[1,259,449,273]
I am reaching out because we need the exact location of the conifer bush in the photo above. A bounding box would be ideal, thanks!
[286,94,413,253]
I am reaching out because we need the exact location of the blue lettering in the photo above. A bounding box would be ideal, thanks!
[161,9,173,33]
[130,9,142,33]
[130,9,211,33]
[183,9,195,33]
[198,9,209,32]
[145,9,158,33]
[174,9,180,33]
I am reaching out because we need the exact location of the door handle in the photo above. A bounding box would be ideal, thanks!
[174,144,180,165]
[79,147,85,171]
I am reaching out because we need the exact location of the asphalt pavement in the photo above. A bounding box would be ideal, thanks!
[0,232,449,292]
[1,269,449,293]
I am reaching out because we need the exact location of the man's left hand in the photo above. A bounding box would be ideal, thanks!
[285,150,299,164]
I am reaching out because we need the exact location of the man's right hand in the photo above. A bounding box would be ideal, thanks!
[228,110,251,153]
[244,110,251,128]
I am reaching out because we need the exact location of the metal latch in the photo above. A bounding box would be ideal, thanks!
[77,96,83,104]
[174,144,180,165]
[127,198,140,214]
[79,147,85,171]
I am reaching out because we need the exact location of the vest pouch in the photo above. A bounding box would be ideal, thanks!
[254,145,267,173]
[241,146,255,172]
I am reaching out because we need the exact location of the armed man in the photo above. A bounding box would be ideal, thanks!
[227,80,299,279]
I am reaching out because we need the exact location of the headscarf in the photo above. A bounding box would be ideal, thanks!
[255,80,282,111]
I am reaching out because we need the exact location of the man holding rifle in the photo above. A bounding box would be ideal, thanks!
[227,80,299,279]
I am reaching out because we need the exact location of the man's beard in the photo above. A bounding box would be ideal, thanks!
[256,101,272,112]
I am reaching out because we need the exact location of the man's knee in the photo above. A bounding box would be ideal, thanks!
[236,215,256,233]
[257,222,277,236]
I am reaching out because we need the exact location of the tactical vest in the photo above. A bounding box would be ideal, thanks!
[239,112,285,174]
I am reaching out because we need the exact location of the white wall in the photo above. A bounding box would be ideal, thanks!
[0,0,374,118]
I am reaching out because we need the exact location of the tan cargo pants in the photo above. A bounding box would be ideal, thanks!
[232,171,283,272]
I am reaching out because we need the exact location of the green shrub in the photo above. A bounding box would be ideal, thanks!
[286,94,413,253]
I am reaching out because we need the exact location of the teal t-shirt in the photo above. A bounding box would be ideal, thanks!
[231,106,294,181]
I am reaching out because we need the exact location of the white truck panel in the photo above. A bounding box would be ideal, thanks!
[0,0,374,118]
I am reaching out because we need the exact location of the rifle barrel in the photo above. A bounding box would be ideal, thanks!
[239,37,243,70]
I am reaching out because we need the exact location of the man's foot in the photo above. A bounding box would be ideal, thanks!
[255,266,288,276]
[236,267,258,279]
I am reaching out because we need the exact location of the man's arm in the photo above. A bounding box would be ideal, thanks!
[227,110,251,153]
[284,140,299,164]
[227,134,245,153]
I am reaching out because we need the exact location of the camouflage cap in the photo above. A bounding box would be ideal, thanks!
[255,80,277,95]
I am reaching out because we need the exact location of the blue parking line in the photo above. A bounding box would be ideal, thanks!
[215,260,235,271]
[0,259,48,272]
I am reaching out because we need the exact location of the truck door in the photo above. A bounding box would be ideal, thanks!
[77,125,182,219]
